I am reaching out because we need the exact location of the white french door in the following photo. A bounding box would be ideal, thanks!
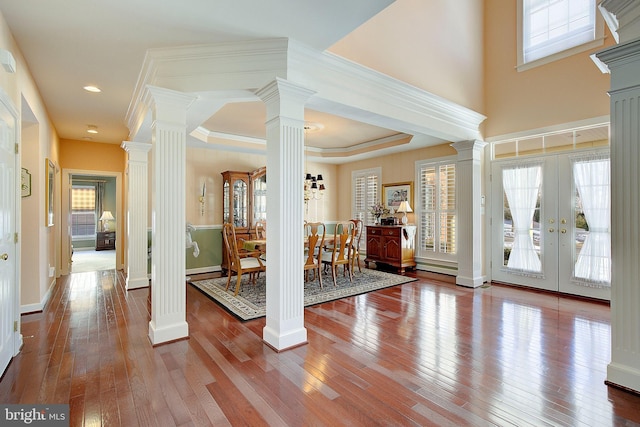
[491,151,611,300]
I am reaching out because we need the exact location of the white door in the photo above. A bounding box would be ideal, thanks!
[0,96,18,376]
[491,151,611,300]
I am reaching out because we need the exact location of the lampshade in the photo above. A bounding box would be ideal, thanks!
[99,211,115,221]
[397,201,413,213]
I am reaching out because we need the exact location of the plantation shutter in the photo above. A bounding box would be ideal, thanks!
[352,168,381,225]
[418,161,456,256]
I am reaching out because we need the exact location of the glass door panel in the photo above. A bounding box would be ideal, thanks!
[492,152,610,300]
[233,179,247,227]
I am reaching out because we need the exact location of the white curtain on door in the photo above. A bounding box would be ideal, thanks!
[503,165,542,272]
[573,157,611,285]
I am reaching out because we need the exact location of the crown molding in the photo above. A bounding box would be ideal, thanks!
[288,40,486,142]
[127,38,487,157]
[600,0,640,43]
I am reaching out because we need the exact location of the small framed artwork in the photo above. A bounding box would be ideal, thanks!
[382,181,413,211]
[45,158,55,227]
[21,167,31,197]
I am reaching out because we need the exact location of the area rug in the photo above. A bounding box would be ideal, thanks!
[189,268,417,321]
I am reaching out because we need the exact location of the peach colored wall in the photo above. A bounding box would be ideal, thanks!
[60,139,125,171]
[483,0,614,138]
[336,143,457,223]
[0,10,61,310]
[330,0,485,114]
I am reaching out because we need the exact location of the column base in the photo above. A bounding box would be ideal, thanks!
[149,320,189,346]
[262,324,307,352]
[456,275,485,288]
[126,275,150,290]
[607,362,640,394]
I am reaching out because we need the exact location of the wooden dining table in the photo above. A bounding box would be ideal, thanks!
[242,236,337,253]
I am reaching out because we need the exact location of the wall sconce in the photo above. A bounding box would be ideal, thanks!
[199,182,206,216]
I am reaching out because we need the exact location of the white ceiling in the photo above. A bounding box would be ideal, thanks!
[0,0,400,156]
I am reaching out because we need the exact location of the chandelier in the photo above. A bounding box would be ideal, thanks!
[304,173,325,204]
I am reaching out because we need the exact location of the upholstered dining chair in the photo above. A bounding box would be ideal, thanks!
[222,223,266,296]
[304,222,326,288]
[350,219,364,274]
[321,221,356,287]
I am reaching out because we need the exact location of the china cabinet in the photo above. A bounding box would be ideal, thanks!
[221,167,266,270]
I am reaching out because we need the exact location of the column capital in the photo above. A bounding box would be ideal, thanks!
[121,141,152,154]
[147,85,196,124]
[599,0,640,43]
[256,77,316,121]
[451,140,487,160]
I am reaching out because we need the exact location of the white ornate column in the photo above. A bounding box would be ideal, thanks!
[451,140,486,288]
[256,78,314,351]
[121,141,151,291]
[596,2,640,392]
[148,87,195,345]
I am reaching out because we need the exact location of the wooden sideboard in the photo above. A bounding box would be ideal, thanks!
[364,225,416,273]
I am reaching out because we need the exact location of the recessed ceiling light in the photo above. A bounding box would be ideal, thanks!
[87,125,98,134]
[83,85,101,93]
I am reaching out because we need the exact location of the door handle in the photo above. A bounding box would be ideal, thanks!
[1,253,7,261]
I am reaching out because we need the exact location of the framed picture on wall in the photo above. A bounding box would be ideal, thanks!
[382,181,413,211]
[21,167,31,197]
[45,158,54,227]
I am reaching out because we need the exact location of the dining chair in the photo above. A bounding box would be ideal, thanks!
[304,222,326,288]
[350,219,364,274]
[254,219,266,239]
[222,223,266,296]
[321,221,356,287]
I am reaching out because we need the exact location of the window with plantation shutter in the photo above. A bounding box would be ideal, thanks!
[352,167,381,225]
[417,160,456,259]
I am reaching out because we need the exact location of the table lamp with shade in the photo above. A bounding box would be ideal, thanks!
[397,200,413,225]
[99,210,115,231]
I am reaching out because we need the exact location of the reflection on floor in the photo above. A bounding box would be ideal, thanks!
[71,249,115,273]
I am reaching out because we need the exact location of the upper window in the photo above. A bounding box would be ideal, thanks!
[518,0,603,71]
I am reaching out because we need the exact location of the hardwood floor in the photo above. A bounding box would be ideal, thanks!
[1,269,640,426]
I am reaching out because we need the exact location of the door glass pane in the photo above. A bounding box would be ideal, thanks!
[253,175,266,222]
[502,165,542,272]
[572,156,611,285]
[233,179,247,227]
[223,181,230,223]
